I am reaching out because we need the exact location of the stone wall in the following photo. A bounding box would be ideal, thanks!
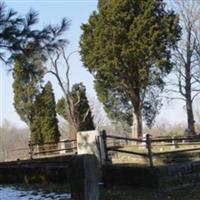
[0,156,71,184]
[0,154,100,200]
[157,162,200,190]
[102,164,158,188]
[102,161,200,190]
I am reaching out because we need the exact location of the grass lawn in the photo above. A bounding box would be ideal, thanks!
[101,185,200,200]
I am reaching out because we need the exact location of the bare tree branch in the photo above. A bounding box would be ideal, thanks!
[192,91,200,102]
[170,0,200,133]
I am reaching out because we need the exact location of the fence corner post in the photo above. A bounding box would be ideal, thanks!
[28,141,33,159]
[174,136,179,149]
[69,154,99,200]
[146,134,153,167]
[99,130,109,164]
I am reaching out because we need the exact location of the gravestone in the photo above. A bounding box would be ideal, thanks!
[77,130,100,160]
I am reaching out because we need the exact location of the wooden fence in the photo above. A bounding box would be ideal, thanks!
[28,140,77,159]
[100,130,200,167]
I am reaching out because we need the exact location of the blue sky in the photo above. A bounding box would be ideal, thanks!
[0,0,187,128]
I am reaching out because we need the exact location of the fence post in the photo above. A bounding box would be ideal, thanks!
[69,154,99,200]
[28,141,33,159]
[146,134,153,167]
[174,137,179,149]
[99,130,109,164]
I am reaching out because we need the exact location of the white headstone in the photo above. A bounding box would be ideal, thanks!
[77,130,100,161]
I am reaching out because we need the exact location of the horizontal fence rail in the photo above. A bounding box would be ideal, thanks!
[106,135,145,143]
[28,140,77,159]
[154,147,200,156]
[30,140,76,146]
[101,130,200,167]
[107,148,148,157]
[33,147,77,156]
[151,136,200,143]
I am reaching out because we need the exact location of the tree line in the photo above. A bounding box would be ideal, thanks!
[1,0,200,142]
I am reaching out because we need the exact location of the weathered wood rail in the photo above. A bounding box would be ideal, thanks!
[101,130,200,167]
[28,139,77,159]
[101,132,200,190]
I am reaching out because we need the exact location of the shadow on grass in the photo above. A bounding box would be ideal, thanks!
[158,151,199,165]
[100,185,200,200]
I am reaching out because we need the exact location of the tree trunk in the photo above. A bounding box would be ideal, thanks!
[185,71,195,134]
[132,109,142,138]
[186,98,195,134]
[64,95,78,140]
[185,28,196,134]
[130,89,143,138]
[68,123,77,140]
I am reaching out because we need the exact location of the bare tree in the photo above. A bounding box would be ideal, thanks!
[167,0,200,134]
[48,48,78,140]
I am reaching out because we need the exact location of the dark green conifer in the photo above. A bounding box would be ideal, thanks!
[57,83,95,132]
[40,82,60,143]
[31,82,60,144]
[30,94,43,144]
[71,83,95,131]
[80,0,181,137]
[12,52,44,125]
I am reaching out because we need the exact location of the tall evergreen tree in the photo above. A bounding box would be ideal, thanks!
[57,83,95,132]
[80,0,181,137]
[31,82,60,143]
[41,82,60,143]
[12,49,44,125]
[30,94,43,144]
[71,83,95,131]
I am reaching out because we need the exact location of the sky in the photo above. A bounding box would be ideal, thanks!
[0,0,187,128]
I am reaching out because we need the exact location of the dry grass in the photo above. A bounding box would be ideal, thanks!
[110,142,200,166]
